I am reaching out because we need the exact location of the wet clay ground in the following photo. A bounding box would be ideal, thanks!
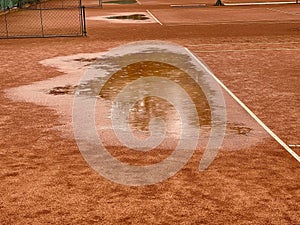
[0,0,299,224]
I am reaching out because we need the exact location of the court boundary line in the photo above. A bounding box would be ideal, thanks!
[289,144,300,147]
[187,42,300,46]
[165,20,300,26]
[185,48,300,163]
[146,10,163,25]
[193,48,300,52]
[224,1,296,6]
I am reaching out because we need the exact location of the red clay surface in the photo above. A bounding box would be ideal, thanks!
[1,0,299,224]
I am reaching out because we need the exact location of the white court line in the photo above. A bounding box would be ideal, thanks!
[170,4,206,7]
[165,20,300,26]
[185,48,300,163]
[146,10,163,25]
[194,48,300,53]
[289,144,300,147]
[224,1,296,6]
[187,42,300,46]
[136,0,142,5]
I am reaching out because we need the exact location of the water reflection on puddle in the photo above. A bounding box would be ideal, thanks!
[82,60,211,134]
[76,60,212,165]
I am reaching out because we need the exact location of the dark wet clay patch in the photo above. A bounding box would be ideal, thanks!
[74,57,98,63]
[107,14,149,21]
[48,85,77,95]
[2,171,19,177]
[228,123,252,135]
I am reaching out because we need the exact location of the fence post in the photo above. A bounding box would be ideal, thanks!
[39,6,44,37]
[4,12,9,38]
[82,6,86,36]
[18,0,23,9]
[215,0,224,6]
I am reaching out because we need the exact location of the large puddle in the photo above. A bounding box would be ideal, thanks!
[81,60,211,129]
[5,48,268,163]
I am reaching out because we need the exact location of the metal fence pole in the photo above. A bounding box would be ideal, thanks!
[4,12,9,38]
[39,6,44,37]
[82,6,86,36]
[18,0,23,9]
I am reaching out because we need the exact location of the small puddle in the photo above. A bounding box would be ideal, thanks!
[104,0,137,4]
[106,14,149,21]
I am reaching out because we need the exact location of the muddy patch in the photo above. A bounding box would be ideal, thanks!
[227,123,252,135]
[74,57,98,63]
[47,85,77,95]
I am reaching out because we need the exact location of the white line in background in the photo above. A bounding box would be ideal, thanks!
[194,48,300,53]
[146,10,163,25]
[185,48,300,163]
[165,20,300,26]
[289,144,300,147]
[136,0,142,5]
[187,42,300,46]
[224,1,296,6]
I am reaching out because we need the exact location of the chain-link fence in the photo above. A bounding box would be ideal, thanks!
[0,0,89,38]
[0,0,101,10]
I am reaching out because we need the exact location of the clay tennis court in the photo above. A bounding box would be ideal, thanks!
[1,0,299,224]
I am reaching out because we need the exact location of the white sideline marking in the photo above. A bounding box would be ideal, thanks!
[165,20,300,26]
[194,48,300,53]
[185,48,300,163]
[224,1,296,6]
[136,0,142,5]
[146,10,163,25]
[289,144,300,147]
[170,4,206,7]
[187,42,300,46]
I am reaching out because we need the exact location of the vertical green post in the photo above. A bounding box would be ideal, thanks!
[215,0,224,6]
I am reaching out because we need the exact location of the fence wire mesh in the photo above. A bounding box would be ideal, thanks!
[0,0,88,38]
[1,0,101,10]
